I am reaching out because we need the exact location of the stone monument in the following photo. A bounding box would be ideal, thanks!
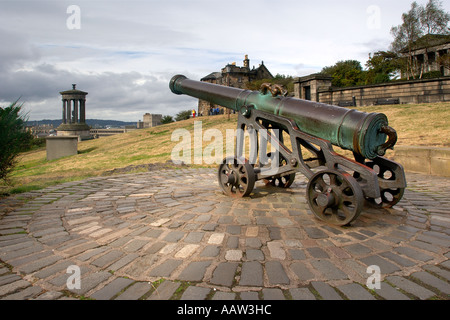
[57,84,92,140]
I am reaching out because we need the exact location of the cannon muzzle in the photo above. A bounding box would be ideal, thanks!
[170,74,397,160]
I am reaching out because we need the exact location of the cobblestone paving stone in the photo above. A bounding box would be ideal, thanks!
[0,169,449,300]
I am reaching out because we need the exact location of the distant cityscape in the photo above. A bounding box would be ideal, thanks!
[27,119,137,129]
[26,114,162,139]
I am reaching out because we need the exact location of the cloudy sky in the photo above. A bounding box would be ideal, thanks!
[1,0,449,122]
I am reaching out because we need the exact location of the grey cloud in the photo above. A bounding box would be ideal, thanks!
[292,63,323,77]
[0,28,41,72]
[357,38,393,54]
[0,63,197,121]
[4,0,445,122]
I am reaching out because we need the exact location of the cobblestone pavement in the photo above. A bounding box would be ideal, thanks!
[0,168,449,300]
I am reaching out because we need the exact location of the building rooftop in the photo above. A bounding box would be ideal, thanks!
[201,56,273,81]
[201,72,222,81]
[401,34,450,52]
[60,84,88,95]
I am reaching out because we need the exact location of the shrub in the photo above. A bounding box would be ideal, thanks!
[421,71,443,79]
[175,110,193,121]
[0,100,34,183]
[161,115,175,124]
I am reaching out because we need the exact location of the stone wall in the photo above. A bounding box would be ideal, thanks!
[389,146,450,177]
[294,75,450,107]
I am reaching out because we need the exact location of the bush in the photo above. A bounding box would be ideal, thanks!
[175,110,193,121]
[0,100,34,183]
[161,115,174,124]
[28,137,46,150]
[421,71,443,79]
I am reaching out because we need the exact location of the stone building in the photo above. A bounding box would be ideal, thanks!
[295,74,334,102]
[137,113,162,128]
[400,34,450,78]
[295,35,450,106]
[26,124,55,138]
[198,55,274,116]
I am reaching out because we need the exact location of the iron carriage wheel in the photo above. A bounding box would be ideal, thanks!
[307,169,364,226]
[263,152,296,189]
[218,157,256,198]
[364,161,405,208]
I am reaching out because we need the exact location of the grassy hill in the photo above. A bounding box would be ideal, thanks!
[3,102,449,195]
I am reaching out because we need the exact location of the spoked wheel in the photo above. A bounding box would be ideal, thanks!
[365,161,405,208]
[368,188,405,208]
[263,152,296,188]
[218,157,256,198]
[307,170,364,226]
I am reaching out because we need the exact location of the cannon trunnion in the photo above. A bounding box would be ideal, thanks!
[170,75,407,226]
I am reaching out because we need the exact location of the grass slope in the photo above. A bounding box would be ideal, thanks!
[3,102,449,194]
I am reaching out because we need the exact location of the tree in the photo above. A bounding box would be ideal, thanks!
[0,100,34,183]
[321,60,366,87]
[365,51,400,84]
[161,115,174,124]
[175,110,192,122]
[390,0,450,79]
[419,0,450,34]
[390,2,423,80]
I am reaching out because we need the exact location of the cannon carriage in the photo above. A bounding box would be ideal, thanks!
[170,75,407,226]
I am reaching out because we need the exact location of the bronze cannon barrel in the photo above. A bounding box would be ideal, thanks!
[169,74,396,160]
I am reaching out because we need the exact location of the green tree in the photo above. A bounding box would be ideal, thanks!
[0,100,34,183]
[365,51,400,84]
[175,110,192,122]
[161,115,174,124]
[321,60,366,87]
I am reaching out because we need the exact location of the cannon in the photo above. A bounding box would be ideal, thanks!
[170,75,407,226]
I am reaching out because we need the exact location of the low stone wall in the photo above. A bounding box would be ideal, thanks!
[318,77,450,106]
[295,75,450,107]
[389,146,450,177]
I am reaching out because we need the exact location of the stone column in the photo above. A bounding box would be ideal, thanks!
[74,99,79,123]
[436,51,443,75]
[80,99,86,123]
[62,100,66,124]
[67,100,72,124]
[65,100,69,123]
